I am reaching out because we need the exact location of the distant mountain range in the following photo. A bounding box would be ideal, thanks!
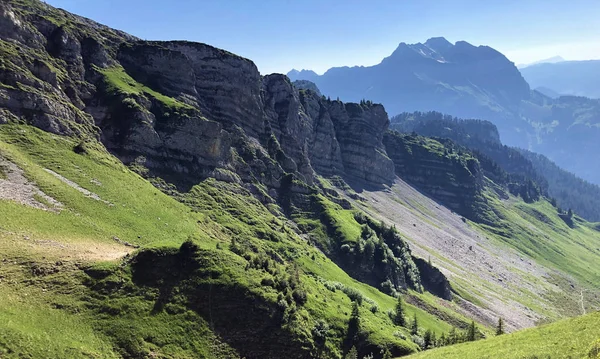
[520,60,600,99]
[288,38,600,185]
[516,56,565,69]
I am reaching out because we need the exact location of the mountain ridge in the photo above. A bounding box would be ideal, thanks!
[288,38,600,186]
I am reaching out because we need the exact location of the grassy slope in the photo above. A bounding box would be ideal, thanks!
[0,124,467,357]
[474,192,600,318]
[406,311,600,359]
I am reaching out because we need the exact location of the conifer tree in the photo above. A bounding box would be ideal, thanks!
[345,346,358,359]
[345,301,361,348]
[496,317,505,336]
[411,313,419,335]
[381,347,392,359]
[467,321,477,341]
[394,296,406,327]
[423,329,433,349]
[448,327,457,344]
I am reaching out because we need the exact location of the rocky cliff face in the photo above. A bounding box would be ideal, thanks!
[383,131,484,219]
[327,101,395,185]
[0,0,395,191]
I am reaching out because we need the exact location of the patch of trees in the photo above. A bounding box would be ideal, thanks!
[520,149,600,222]
[230,236,308,324]
[338,212,423,294]
[389,294,489,352]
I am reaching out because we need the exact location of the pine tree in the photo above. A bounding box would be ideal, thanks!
[496,317,505,336]
[467,321,477,341]
[346,301,361,348]
[345,346,358,359]
[394,296,406,327]
[448,327,457,344]
[411,313,419,335]
[439,333,447,347]
[423,329,433,349]
[381,347,392,359]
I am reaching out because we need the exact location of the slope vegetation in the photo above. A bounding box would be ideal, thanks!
[407,311,600,359]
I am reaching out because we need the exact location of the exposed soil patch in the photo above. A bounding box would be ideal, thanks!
[0,157,63,211]
[32,238,132,262]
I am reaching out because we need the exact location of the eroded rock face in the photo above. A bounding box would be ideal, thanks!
[384,131,483,218]
[299,91,345,177]
[0,0,397,190]
[413,257,453,300]
[164,41,266,138]
[327,102,395,184]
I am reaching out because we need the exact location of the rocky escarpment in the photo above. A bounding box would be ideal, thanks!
[327,101,395,185]
[383,131,484,219]
[0,1,395,190]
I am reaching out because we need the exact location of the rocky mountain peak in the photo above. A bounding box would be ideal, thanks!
[287,68,318,82]
[424,36,453,51]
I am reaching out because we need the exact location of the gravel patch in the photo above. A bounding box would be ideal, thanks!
[0,157,63,211]
[43,168,112,205]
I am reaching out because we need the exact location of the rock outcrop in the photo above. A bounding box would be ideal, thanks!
[327,101,395,185]
[413,257,453,300]
[383,131,483,218]
[0,0,397,191]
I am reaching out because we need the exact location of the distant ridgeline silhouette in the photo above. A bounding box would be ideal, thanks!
[288,38,600,186]
[391,111,600,222]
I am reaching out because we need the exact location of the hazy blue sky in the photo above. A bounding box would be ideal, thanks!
[45,0,600,74]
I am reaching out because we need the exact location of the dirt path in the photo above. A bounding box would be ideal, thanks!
[344,177,561,330]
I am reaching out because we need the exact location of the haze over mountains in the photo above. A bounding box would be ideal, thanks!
[520,60,600,99]
[288,38,600,185]
[517,56,565,69]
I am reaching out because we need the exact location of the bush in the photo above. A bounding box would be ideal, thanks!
[340,243,351,253]
[292,288,308,306]
[393,331,407,340]
[411,335,425,349]
[312,320,330,348]
[261,277,275,287]
[344,287,364,305]
[589,339,600,358]
[324,281,343,292]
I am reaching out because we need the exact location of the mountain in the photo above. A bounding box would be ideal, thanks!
[533,86,561,98]
[521,60,600,99]
[287,37,532,144]
[391,111,600,222]
[288,39,600,186]
[2,1,600,358]
[288,69,319,82]
[516,55,565,69]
